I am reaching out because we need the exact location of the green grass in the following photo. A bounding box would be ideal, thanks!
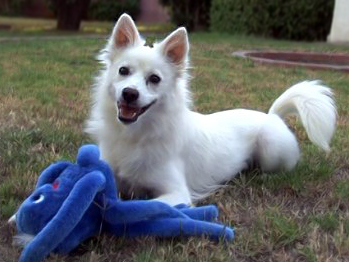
[336,180,349,200]
[311,213,340,232]
[1,29,349,261]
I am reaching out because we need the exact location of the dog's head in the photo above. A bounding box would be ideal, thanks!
[100,14,189,125]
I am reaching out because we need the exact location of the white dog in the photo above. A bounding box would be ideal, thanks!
[85,14,336,206]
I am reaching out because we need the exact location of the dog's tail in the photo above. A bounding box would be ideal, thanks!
[268,80,337,152]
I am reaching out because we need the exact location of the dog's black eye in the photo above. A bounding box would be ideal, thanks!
[148,74,161,84]
[119,67,130,76]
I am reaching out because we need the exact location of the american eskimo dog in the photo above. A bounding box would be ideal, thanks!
[85,14,336,206]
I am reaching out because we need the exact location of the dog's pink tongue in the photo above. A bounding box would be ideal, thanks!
[119,105,140,120]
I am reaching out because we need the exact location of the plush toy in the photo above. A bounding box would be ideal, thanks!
[13,145,234,262]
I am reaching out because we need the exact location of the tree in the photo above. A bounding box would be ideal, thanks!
[51,0,91,31]
[160,0,211,31]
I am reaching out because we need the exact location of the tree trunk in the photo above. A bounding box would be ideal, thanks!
[55,0,91,31]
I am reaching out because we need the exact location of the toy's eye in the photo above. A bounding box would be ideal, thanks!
[53,181,59,190]
[32,194,45,204]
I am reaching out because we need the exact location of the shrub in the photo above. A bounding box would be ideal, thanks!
[160,0,211,31]
[210,0,335,41]
[88,0,140,21]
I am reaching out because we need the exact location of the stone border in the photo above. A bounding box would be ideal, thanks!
[233,50,349,72]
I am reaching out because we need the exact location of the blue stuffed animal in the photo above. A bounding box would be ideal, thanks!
[13,145,234,262]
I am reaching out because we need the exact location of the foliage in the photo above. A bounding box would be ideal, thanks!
[159,0,211,31]
[88,0,140,21]
[0,0,29,16]
[210,0,335,41]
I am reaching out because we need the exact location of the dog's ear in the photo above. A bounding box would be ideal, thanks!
[111,14,141,49]
[159,27,189,68]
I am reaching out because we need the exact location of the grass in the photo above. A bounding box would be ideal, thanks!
[0,26,349,261]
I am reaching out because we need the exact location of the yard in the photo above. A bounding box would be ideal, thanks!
[0,29,349,261]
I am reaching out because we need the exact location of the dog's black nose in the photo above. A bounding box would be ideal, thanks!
[122,87,139,103]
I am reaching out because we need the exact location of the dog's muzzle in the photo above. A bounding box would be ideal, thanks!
[117,100,156,124]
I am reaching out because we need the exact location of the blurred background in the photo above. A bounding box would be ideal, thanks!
[0,0,336,41]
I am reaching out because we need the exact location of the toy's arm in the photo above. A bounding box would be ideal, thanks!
[53,216,101,255]
[104,200,188,224]
[19,171,106,262]
[35,162,71,189]
[108,217,234,243]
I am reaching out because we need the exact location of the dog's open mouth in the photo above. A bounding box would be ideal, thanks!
[118,100,156,124]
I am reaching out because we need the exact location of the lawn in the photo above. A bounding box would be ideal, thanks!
[0,30,349,261]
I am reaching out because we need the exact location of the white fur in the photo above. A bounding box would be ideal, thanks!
[8,213,16,224]
[86,14,337,206]
[268,80,336,152]
[13,233,35,247]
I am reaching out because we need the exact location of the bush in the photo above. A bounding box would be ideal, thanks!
[210,0,335,41]
[88,0,140,21]
[160,0,211,31]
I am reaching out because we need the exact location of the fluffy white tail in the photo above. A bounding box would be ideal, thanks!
[268,80,337,152]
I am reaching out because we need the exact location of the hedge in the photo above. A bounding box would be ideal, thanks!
[88,0,140,21]
[210,0,335,41]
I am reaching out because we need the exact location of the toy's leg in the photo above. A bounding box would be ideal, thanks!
[104,200,188,224]
[178,205,218,222]
[107,218,234,242]
[105,202,219,224]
